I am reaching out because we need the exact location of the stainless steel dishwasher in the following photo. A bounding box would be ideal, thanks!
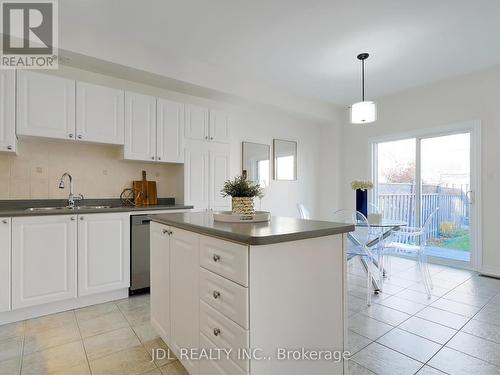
[130,215,151,295]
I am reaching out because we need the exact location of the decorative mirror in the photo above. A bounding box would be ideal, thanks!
[273,139,297,180]
[242,142,271,187]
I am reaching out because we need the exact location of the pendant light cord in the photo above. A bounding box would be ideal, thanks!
[361,58,365,101]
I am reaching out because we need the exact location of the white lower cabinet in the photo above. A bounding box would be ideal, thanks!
[150,221,171,341]
[0,218,11,312]
[199,333,246,375]
[12,215,78,309]
[77,213,130,296]
[170,227,200,375]
[150,224,249,375]
[7,213,130,312]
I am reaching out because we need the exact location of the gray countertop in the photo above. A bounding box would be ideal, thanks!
[0,198,193,217]
[149,212,354,245]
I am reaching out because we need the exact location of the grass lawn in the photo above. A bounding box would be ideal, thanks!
[442,234,470,251]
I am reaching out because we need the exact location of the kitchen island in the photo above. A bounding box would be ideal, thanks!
[149,212,354,375]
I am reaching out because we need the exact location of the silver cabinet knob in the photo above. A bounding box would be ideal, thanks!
[70,217,76,221]
[213,290,220,299]
[2,219,8,224]
[80,216,84,220]
[158,157,161,160]
[212,254,220,262]
[213,328,221,337]
[68,134,74,138]
[151,156,155,160]
[205,136,209,140]
[77,135,82,139]
[6,145,12,150]
[210,137,214,140]
[162,229,169,235]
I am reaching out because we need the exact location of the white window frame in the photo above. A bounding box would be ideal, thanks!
[369,120,482,271]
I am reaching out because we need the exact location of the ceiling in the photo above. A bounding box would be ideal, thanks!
[59,0,500,108]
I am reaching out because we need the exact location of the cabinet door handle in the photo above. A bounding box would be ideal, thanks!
[7,145,12,150]
[210,137,214,140]
[151,156,155,160]
[77,135,82,139]
[158,157,161,161]
[70,217,76,221]
[205,136,209,140]
[68,133,74,138]
[80,216,84,220]
[162,229,169,234]
[2,219,8,224]
[212,254,220,262]
[213,290,221,299]
[213,328,221,337]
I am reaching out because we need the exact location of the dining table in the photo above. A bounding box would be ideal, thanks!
[349,219,407,293]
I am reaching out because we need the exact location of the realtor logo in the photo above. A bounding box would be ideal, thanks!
[1,0,58,69]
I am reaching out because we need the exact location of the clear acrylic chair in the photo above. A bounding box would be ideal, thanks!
[297,203,311,219]
[333,209,378,305]
[368,202,381,214]
[382,208,439,298]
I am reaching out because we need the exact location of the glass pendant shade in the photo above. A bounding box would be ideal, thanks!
[350,100,377,124]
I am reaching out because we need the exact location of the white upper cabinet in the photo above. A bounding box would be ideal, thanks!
[157,98,184,163]
[17,70,76,140]
[0,70,16,153]
[210,149,231,210]
[0,218,11,312]
[77,213,130,296]
[209,110,230,143]
[185,105,230,144]
[12,215,77,309]
[124,91,156,161]
[185,104,209,141]
[76,81,124,145]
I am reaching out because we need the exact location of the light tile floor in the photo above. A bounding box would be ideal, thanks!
[0,294,188,375]
[347,256,500,375]
[2,256,500,374]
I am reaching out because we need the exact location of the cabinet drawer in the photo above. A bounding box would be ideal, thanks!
[199,333,247,375]
[200,301,249,372]
[200,236,248,287]
[200,268,248,329]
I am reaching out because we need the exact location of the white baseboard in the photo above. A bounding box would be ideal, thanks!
[480,265,500,279]
[0,288,128,325]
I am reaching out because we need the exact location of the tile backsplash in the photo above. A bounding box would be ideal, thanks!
[0,139,183,200]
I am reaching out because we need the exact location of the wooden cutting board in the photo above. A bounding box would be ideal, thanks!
[133,171,157,205]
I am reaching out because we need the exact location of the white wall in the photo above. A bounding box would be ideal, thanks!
[341,64,500,275]
[14,64,342,219]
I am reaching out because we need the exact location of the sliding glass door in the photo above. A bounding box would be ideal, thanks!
[373,130,475,267]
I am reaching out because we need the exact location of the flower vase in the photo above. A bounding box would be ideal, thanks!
[232,197,255,216]
[356,189,368,217]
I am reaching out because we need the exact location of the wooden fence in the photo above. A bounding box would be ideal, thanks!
[377,185,469,240]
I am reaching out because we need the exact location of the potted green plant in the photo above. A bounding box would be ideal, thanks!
[221,175,264,215]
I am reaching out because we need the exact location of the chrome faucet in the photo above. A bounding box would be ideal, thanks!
[58,172,84,208]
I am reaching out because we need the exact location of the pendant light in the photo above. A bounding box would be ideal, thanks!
[350,53,377,124]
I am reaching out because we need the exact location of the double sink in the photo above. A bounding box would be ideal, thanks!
[25,205,112,212]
